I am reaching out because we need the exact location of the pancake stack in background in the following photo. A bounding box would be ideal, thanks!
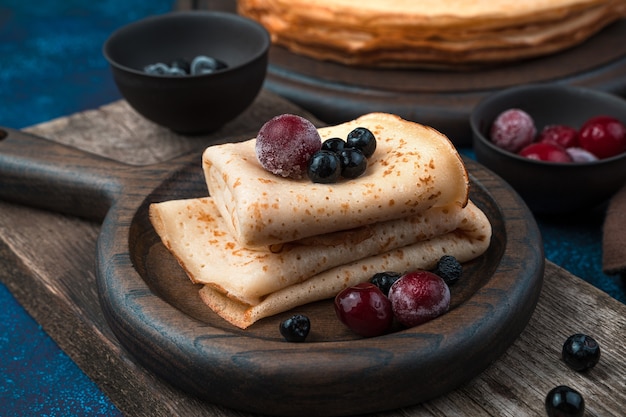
[149,113,492,329]
[237,0,626,68]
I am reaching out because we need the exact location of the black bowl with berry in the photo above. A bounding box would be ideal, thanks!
[103,11,269,134]
[471,84,626,214]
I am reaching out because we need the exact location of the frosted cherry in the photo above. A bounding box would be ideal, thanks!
[255,114,322,179]
[490,108,536,153]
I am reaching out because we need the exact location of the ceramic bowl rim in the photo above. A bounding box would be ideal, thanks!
[102,10,270,79]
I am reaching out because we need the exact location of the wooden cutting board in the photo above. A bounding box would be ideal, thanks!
[0,96,544,415]
[0,91,625,416]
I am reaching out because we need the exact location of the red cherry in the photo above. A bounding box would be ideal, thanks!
[518,142,573,163]
[538,125,579,149]
[334,283,394,337]
[388,270,450,328]
[489,108,536,153]
[255,114,322,179]
[578,116,626,159]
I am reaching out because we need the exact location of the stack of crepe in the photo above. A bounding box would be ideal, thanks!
[149,113,492,329]
[237,0,626,68]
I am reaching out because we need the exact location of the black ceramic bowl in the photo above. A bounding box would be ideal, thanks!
[471,84,626,214]
[103,11,270,134]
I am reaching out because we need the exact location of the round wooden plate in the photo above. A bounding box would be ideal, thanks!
[105,161,543,416]
[0,129,544,417]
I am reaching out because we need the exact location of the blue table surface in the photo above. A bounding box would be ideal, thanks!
[0,1,624,416]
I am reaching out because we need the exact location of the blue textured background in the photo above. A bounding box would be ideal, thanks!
[0,1,624,416]
[0,1,175,416]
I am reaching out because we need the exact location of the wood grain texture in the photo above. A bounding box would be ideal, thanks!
[23,89,319,166]
[1,92,625,416]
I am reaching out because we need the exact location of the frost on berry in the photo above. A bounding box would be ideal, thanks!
[538,124,579,149]
[388,271,450,328]
[490,109,537,153]
[255,114,322,179]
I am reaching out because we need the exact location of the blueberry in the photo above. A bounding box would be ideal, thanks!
[369,271,402,296]
[432,255,463,286]
[307,150,341,183]
[545,385,585,417]
[279,314,310,342]
[346,127,376,157]
[339,148,367,179]
[191,55,226,75]
[562,334,601,371]
[321,137,346,153]
[144,62,170,75]
[170,58,190,74]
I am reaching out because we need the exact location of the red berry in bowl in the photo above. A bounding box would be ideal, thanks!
[334,283,394,337]
[388,270,450,328]
[538,124,579,149]
[578,116,626,159]
[255,114,322,179]
[490,108,537,153]
[518,142,573,163]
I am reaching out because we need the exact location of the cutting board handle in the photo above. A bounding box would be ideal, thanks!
[0,126,135,221]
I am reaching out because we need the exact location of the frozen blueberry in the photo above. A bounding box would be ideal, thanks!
[279,314,311,342]
[144,62,170,75]
[191,55,225,75]
[562,334,601,372]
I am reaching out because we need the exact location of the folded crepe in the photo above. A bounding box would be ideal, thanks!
[150,197,491,329]
[150,197,490,304]
[149,113,493,329]
[202,113,469,248]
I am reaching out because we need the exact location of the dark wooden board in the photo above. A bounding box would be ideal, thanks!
[264,20,626,145]
[0,126,543,416]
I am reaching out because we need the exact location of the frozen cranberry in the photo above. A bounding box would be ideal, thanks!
[538,124,579,148]
[490,108,537,153]
[334,283,394,337]
[578,116,626,159]
[518,142,573,162]
[388,270,450,328]
[566,147,598,163]
[255,114,322,179]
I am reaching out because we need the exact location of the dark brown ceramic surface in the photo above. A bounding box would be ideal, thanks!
[0,127,544,416]
[104,11,270,134]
